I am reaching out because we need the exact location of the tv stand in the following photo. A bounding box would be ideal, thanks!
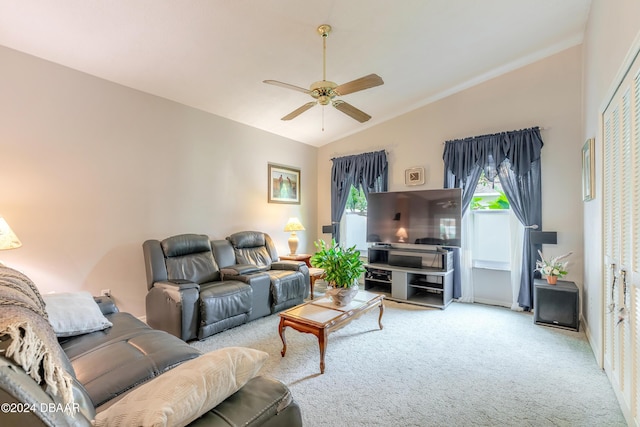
[364,246,454,309]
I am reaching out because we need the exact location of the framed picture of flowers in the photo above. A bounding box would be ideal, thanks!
[582,138,595,201]
[268,163,300,204]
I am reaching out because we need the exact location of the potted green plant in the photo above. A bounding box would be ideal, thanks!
[310,239,365,306]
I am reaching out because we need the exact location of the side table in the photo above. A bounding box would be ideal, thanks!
[280,254,324,299]
[533,279,579,331]
[280,253,312,267]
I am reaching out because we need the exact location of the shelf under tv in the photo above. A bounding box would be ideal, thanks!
[364,247,454,309]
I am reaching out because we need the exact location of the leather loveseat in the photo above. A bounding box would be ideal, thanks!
[143,232,309,341]
[0,265,302,427]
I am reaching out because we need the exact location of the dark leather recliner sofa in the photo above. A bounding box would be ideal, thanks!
[0,266,303,427]
[143,231,309,341]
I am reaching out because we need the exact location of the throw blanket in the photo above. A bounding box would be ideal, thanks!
[0,265,74,406]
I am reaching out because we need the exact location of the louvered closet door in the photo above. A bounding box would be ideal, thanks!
[602,53,640,423]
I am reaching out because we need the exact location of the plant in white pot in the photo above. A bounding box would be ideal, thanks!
[310,239,365,306]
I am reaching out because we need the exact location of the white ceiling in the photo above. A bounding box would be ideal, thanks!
[0,0,592,147]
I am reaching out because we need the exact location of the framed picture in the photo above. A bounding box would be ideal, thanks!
[582,138,595,201]
[405,167,425,186]
[268,163,301,204]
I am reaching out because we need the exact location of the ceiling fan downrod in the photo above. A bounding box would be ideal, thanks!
[318,24,331,82]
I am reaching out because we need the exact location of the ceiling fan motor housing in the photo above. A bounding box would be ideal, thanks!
[310,80,337,105]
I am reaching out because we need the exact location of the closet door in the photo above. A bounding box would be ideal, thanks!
[602,54,640,422]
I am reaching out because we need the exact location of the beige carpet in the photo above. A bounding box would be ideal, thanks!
[191,298,625,427]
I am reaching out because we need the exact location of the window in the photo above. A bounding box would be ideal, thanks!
[471,172,512,270]
[471,172,510,211]
[339,185,368,252]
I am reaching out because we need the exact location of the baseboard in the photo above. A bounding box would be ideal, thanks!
[581,314,602,368]
[473,297,511,309]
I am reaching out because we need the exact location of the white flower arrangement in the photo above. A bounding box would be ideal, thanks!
[535,250,572,278]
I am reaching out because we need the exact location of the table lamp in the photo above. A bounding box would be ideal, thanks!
[0,217,22,250]
[395,227,408,243]
[284,217,305,255]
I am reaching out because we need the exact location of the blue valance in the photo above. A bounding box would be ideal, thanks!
[442,127,543,180]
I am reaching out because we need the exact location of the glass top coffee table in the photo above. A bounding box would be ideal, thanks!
[278,290,384,374]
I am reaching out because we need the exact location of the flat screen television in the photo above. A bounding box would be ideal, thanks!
[366,188,462,247]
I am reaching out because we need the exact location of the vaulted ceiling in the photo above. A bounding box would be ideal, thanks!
[0,1,592,147]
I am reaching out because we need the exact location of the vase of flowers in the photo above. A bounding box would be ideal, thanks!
[535,250,572,285]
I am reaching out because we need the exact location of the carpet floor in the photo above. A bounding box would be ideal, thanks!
[191,298,626,427]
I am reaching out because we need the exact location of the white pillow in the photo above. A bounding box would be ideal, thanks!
[93,347,269,427]
[43,291,112,337]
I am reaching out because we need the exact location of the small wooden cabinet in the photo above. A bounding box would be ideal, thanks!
[533,279,579,331]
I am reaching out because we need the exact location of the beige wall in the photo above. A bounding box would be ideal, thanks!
[582,0,640,365]
[0,46,317,317]
[317,45,583,308]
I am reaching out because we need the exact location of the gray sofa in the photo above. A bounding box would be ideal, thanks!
[0,265,302,426]
[143,231,309,341]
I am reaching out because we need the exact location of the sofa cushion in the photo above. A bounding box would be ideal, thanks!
[227,232,274,270]
[161,233,211,258]
[162,234,221,284]
[43,291,113,337]
[189,376,301,427]
[227,231,266,249]
[165,252,220,284]
[92,347,268,427]
[198,281,252,339]
[200,282,252,324]
[63,312,201,408]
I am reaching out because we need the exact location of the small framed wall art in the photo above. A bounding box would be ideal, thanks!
[405,167,425,186]
[582,138,595,201]
[268,163,301,204]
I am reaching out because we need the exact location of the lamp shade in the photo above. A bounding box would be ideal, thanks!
[284,217,305,232]
[0,217,22,250]
[395,227,408,242]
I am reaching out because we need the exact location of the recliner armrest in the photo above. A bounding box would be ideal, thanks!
[271,261,305,271]
[220,264,261,277]
[221,270,270,285]
[154,280,200,291]
[146,280,200,341]
[94,296,119,315]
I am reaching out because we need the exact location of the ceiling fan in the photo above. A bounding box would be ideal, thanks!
[437,200,459,209]
[264,24,384,124]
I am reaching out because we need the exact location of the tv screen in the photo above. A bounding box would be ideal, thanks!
[366,189,462,247]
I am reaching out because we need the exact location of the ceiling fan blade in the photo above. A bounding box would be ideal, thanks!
[332,100,372,123]
[281,102,317,121]
[334,74,384,96]
[263,80,310,94]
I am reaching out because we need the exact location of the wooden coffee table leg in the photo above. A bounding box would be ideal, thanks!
[318,328,327,374]
[378,301,384,330]
[279,317,288,357]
